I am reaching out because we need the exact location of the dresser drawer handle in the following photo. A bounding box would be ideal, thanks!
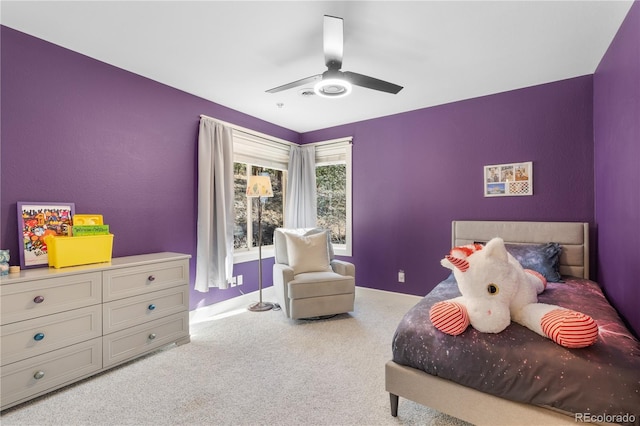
[148,333,157,340]
[33,333,45,341]
[33,295,45,304]
[33,371,45,380]
[148,275,156,282]
[148,304,156,311]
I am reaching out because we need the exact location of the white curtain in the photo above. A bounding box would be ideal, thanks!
[195,118,234,292]
[285,145,317,228]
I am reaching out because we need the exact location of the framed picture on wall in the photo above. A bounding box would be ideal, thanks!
[484,162,533,197]
[17,201,75,269]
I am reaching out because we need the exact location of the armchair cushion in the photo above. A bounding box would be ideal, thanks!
[284,231,333,275]
[287,271,354,299]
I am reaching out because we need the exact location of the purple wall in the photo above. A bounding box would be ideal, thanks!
[0,26,297,310]
[594,1,640,336]
[6,21,634,337]
[302,76,595,297]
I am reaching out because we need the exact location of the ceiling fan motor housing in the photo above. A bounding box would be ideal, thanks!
[315,69,352,98]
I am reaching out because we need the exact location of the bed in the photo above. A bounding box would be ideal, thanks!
[385,221,640,426]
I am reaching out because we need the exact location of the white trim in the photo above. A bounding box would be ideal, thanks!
[233,246,275,264]
[189,286,419,324]
[189,286,277,324]
[343,144,353,256]
[354,286,422,301]
[315,143,353,257]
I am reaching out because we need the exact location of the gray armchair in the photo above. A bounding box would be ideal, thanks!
[273,228,355,319]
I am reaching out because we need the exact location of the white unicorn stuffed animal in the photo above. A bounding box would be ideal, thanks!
[429,237,598,348]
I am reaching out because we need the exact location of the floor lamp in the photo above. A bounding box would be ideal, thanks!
[246,174,275,312]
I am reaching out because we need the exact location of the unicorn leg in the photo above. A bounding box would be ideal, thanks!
[429,300,470,336]
[514,303,598,348]
[524,269,546,294]
[541,309,598,348]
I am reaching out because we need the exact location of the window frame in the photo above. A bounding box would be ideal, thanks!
[233,162,287,264]
[312,139,353,257]
[231,128,352,264]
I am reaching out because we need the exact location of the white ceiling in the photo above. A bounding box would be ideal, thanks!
[1,1,633,133]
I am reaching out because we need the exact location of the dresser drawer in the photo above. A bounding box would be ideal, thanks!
[103,286,189,334]
[103,312,189,368]
[1,338,102,409]
[1,305,102,366]
[0,273,102,325]
[102,259,188,302]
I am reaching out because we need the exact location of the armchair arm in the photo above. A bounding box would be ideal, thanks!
[331,259,355,278]
[273,263,295,288]
[273,263,295,317]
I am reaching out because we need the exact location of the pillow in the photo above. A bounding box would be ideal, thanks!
[284,231,332,275]
[474,241,563,282]
[505,242,563,282]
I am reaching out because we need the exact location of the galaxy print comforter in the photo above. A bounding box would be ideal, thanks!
[392,274,640,423]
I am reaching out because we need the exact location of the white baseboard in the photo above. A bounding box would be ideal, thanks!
[189,286,420,324]
[189,287,276,324]
[355,286,422,299]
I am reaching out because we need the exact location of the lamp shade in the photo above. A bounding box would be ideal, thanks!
[246,175,273,198]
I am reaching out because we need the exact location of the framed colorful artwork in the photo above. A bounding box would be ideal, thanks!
[17,201,75,269]
[484,162,533,197]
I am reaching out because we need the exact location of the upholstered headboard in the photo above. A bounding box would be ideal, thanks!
[452,221,589,279]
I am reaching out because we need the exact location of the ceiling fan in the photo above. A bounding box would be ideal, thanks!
[266,15,403,98]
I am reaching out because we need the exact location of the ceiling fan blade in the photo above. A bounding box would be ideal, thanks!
[344,71,403,94]
[265,74,322,93]
[323,15,343,69]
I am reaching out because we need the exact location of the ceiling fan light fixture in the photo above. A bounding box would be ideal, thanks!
[314,78,352,98]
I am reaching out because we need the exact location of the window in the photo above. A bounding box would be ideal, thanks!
[233,162,248,250]
[233,164,285,250]
[316,164,347,244]
[232,130,290,263]
[313,138,352,256]
[230,125,352,262]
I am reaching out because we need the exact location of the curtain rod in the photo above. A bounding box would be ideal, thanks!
[199,114,352,147]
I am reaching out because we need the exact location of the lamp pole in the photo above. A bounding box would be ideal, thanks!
[247,175,274,312]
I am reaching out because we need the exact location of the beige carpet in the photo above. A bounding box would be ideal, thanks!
[1,287,471,426]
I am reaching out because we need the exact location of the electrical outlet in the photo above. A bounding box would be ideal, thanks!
[230,276,237,287]
[237,275,243,286]
[398,270,405,283]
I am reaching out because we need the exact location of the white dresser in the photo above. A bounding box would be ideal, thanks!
[0,252,190,410]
